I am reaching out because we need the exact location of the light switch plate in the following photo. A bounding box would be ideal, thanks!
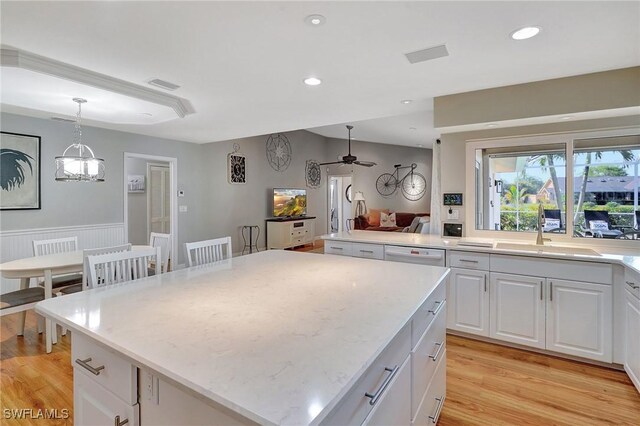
[179,205,188,213]
[447,209,459,220]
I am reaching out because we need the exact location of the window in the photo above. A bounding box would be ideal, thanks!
[475,144,566,233]
[573,135,639,239]
[472,133,639,242]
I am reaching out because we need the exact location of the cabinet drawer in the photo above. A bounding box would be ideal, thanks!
[491,255,612,285]
[353,243,384,260]
[412,281,446,347]
[625,267,640,300]
[412,350,446,426]
[411,304,446,418]
[361,356,411,426]
[321,324,411,426]
[449,251,490,271]
[324,241,353,256]
[72,334,137,405]
[75,369,139,426]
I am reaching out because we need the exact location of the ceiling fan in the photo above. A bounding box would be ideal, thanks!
[319,125,376,167]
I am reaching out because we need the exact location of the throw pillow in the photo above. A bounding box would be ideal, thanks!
[380,212,397,227]
[589,220,609,232]
[368,209,389,227]
[543,218,561,232]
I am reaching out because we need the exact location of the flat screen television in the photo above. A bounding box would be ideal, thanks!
[273,188,307,217]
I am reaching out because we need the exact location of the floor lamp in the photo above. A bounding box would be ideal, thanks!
[354,191,367,217]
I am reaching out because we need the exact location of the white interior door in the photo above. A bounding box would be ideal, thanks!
[148,164,171,236]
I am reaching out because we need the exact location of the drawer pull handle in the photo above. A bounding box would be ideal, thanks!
[429,342,444,362]
[114,416,129,426]
[75,357,105,376]
[428,300,444,316]
[364,365,399,406]
[429,396,445,424]
[626,281,639,290]
[360,249,374,254]
[458,259,479,263]
[330,246,343,250]
[411,250,420,255]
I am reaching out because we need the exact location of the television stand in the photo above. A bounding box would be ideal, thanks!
[266,216,316,249]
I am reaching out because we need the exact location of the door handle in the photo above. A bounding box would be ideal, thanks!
[549,281,553,301]
[75,358,105,376]
[429,342,445,362]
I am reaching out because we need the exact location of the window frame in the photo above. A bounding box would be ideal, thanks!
[464,127,640,248]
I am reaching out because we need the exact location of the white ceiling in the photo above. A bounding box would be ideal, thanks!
[1,1,638,146]
[308,110,439,148]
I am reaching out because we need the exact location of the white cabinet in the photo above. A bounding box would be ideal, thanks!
[546,279,612,362]
[624,288,640,393]
[447,268,489,336]
[266,218,315,249]
[75,370,139,426]
[362,357,412,426]
[490,273,545,349]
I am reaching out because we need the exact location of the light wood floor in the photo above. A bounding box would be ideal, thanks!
[1,313,639,425]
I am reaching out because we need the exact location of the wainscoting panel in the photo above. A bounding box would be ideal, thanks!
[0,223,125,293]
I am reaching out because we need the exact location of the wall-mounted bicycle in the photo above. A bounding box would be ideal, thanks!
[375,163,427,201]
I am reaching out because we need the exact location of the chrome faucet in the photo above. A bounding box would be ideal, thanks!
[536,203,550,245]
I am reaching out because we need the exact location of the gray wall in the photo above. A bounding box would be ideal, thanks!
[0,112,208,264]
[326,138,432,214]
[1,113,433,262]
[201,130,329,252]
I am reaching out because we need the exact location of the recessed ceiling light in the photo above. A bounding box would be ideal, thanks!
[416,144,424,148]
[510,26,541,40]
[141,112,153,117]
[561,115,574,120]
[409,127,417,130]
[401,100,413,104]
[303,77,322,86]
[486,123,498,128]
[304,14,326,26]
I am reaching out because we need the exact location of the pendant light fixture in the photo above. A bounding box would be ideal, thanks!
[55,98,105,182]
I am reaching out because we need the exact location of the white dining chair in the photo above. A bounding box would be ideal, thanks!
[185,237,232,267]
[32,237,83,289]
[150,232,172,273]
[87,247,162,289]
[1,287,45,335]
[32,236,82,342]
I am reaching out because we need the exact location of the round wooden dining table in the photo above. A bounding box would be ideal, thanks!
[0,245,151,353]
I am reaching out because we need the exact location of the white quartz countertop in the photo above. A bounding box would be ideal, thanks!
[322,231,640,274]
[36,250,449,426]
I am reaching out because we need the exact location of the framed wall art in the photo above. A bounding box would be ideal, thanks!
[0,131,41,210]
[127,175,145,193]
[228,143,246,184]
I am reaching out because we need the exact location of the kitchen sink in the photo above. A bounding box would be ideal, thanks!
[494,242,601,257]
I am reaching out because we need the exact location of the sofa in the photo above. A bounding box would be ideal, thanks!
[354,210,430,232]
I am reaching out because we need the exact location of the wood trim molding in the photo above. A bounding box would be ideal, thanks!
[0,222,125,237]
[0,46,195,118]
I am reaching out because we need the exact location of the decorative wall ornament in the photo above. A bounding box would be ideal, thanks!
[266,133,292,172]
[127,175,145,193]
[305,160,321,188]
[228,143,246,184]
[0,131,41,210]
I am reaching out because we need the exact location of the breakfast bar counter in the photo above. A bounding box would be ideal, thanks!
[36,250,450,425]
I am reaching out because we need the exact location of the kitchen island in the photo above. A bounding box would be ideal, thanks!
[36,250,450,425]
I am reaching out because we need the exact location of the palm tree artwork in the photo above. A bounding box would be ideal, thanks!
[1,148,35,191]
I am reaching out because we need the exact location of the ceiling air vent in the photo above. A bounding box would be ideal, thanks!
[51,116,76,123]
[405,44,449,64]
[147,78,180,91]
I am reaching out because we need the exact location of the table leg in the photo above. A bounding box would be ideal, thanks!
[16,277,30,336]
[44,269,53,354]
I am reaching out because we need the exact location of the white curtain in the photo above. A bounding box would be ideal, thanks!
[429,140,442,235]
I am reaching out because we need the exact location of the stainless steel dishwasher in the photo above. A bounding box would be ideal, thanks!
[384,245,446,266]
